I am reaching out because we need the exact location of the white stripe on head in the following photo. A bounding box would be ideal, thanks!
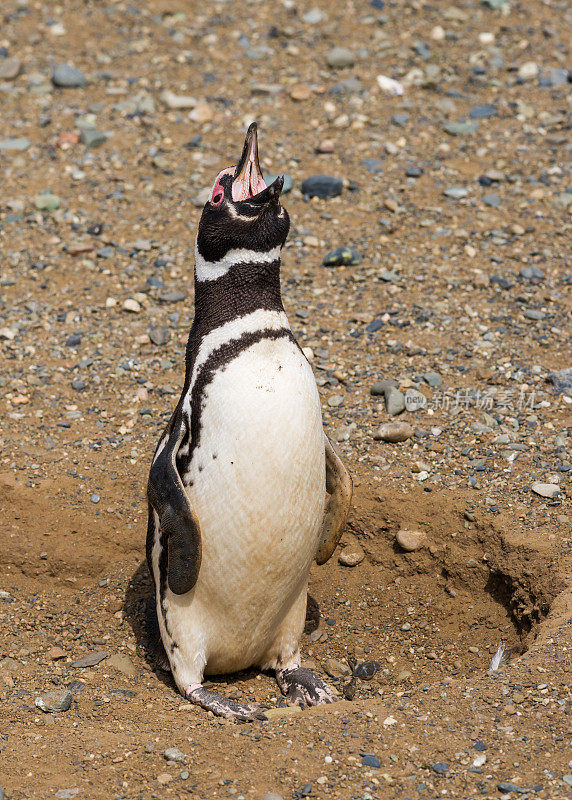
[194,241,281,283]
[181,308,290,418]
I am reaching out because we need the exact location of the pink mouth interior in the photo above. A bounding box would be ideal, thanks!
[231,136,267,201]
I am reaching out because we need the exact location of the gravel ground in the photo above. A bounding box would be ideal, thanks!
[0,0,570,798]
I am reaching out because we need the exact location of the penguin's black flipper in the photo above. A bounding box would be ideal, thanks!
[315,435,353,565]
[147,414,202,595]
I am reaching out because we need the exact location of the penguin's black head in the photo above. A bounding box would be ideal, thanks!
[196,123,290,265]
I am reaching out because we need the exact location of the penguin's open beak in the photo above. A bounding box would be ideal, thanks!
[232,122,283,204]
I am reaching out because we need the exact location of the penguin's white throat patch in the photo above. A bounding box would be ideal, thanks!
[194,242,281,283]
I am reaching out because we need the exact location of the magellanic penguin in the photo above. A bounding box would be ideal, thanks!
[146,122,352,721]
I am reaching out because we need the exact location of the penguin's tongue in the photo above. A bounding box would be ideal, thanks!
[232,122,267,202]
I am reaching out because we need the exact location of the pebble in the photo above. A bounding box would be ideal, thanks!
[483,193,501,207]
[34,192,60,211]
[164,747,187,763]
[374,421,413,443]
[47,646,66,660]
[523,309,544,321]
[432,762,449,776]
[547,368,572,396]
[324,658,351,678]
[52,64,87,88]
[443,186,468,200]
[302,8,326,23]
[396,530,426,551]
[159,289,186,303]
[443,121,479,136]
[518,61,539,80]
[469,104,497,119]
[328,394,344,408]
[149,327,170,346]
[406,165,423,178]
[376,74,404,95]
[0,57,22,80]
[80,129,107,149]
[354,661,380,680]
[404,389,427,412]
[531,483,560,498]
[326,47,355,69]
[322,246,361,266]
[106,653,137,676]
[262,795,285,800]
[384,387,406,416]
[338,545,365,566]
[35,689,73,713]
[301,175,343,199]
[519,266,544,283]
[70,650,108,668]
[422,371,442,388]
[188,103,213,123]
[160,90,197,109]
[370,379,398,396]
[497,782,527,794]
[156,773,173,785]
[361,754,380,768]
[122,298,141,313]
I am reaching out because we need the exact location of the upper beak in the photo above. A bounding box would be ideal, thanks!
[232,122,269,202]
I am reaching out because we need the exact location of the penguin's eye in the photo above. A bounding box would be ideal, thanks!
[211,189,224,207]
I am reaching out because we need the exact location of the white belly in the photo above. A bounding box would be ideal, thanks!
[163,337,325,677]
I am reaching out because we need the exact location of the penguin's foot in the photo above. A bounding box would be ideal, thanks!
[185,684,267,722]
[276,667,336,709]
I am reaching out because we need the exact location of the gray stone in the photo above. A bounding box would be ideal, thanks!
[539,68,568,87]
[70,650,108,668]
[80,129,107,148]
[523,309,545,320]
[531,482,560,499]
[149,327,170,346]
[322,246,361,267]
[262,795,285,800]
[52,64,87,88]
[469,104,497,119]
[301,175,343,199]
[482,193,501,207]
[562,776,572,788]
[328,394,344,407]
[0,57,22,80]
[520,266,544,281]
[391,113,409,127]
[0,137,30,151]
[471,422,493,434]
[404,389,427,412]
[34,192,60,211]
[497,782,528,794]
[422,371,442,387]
[35,689,73,713]
[159,289,186,303]
[302,8,326,23]
[164,747,187,763]
[326,47,355,69]
[443,121,479,136]
[370,379,398,396]
[385,387,406,416]
[432,762,449,775]
[361,754,380,768]
[443,186,468,200]
[547,368,572,396]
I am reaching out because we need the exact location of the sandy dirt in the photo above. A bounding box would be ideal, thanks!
[0,0,570,798]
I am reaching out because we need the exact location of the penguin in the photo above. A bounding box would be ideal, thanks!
[146,122,352,721]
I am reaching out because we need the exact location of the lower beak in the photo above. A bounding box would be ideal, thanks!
[232,122,267,202]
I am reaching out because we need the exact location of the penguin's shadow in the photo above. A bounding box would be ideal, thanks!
[123,561,321,692]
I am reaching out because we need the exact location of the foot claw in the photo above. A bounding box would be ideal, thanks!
[185,685,266,722]
[276,667,336,709]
